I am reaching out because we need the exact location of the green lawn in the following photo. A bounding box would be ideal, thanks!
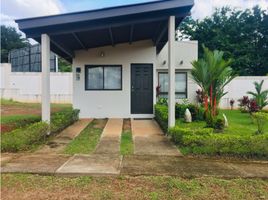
[176,109,268,135]
[2,174,267,200]
[63,119,106,155]
[120,130,134,155]
[1,98,71,109]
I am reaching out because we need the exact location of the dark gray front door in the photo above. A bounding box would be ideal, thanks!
[131,64,153,114]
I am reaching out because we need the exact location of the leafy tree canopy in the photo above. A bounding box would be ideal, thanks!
[178,6,268,76]
[1,25,29,62]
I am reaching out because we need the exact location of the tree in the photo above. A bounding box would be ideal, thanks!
[247,80,268,110]
[58,57,72,72]
[1,25,29,62]
[178,6,268,76]
[191,46,235,122]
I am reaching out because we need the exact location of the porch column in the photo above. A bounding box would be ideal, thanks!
[168,16,175,128]
[41,34,50,123]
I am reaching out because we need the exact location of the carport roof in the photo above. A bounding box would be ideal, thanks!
[16,0,194,63]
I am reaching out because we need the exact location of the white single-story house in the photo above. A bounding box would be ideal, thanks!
[15,0,195,127]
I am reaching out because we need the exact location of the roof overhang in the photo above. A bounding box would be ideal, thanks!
[16,0,194,63]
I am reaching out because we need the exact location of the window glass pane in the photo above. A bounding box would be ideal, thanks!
[87,67,103,89]
[175,93,186,99]
[175,73,186,93]
[159,73,168,93]
[158,72,187,99]
[104,67,121,89]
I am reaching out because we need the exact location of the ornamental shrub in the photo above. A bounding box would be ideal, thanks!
[252,112,268,134]
[1,108,80,152]
[175,103,205,121]
[154,104,168,133]
[50,108,80,134]
[1,122,49,152]
[168,125,268,158]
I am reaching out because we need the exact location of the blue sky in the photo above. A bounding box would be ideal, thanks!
[1,0,267,30]
[61,0,157,12]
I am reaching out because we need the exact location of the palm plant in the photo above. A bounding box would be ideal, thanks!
[247,80,268,110]
[191,45,235,118]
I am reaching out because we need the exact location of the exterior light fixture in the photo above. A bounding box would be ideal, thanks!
[162,60,166,65]
[179,60,183,65]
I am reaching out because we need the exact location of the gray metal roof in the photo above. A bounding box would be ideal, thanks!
[16,0,194,63]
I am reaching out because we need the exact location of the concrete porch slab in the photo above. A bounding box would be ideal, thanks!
[1,154,70,174]
[56,154,122,176]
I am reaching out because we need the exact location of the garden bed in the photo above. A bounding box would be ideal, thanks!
[1,108,80,152]
[155,105,268,159]
[1,99,72,133]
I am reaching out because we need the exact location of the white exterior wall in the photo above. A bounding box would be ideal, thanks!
[156,41,198,104]
[73,40,156,118]
[0,63,72,103]
[220,76,268,109]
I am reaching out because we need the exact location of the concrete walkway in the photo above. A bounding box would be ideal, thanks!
[36,119,92,154]
[2,118,268,178]
[55,118,123,175]
[131,119,181,156]
[94,118,123,154]
[2,154,268,178]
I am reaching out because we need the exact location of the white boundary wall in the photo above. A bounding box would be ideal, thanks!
[1,63,267,108]
[220,76,268,109]
[0,63,72,103]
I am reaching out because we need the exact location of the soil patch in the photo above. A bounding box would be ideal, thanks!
[93,119,107,129]
[123,118,131,132]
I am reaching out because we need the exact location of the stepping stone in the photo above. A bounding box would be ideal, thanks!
[56,154,122,176]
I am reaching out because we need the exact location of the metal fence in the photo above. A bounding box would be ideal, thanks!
[8,44,57,72]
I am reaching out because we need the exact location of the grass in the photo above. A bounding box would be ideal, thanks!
[1,174,268,200]
[1,98,72,133]
[1,98,71,109]
[63,119,105,155]
[176,109,268,135]
[120,131,134,155]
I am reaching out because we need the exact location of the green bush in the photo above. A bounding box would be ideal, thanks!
[214,119,225,132]
[1,122,49,152]
[1,115,41,133]
[252,112,268,134]
[1,108,80,152]
[168,127,213,144]
[155,104,168,133]
[175,103,205,121]
[50,108,80,134]
[168,125,268,158]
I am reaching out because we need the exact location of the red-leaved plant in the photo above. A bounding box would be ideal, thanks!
[229,99,235,110]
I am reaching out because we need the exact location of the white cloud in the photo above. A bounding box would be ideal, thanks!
[1,0,65,43]
[192,0,268,19]
[1,0,65,20]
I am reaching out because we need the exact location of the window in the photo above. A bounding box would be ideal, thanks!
[158,72,187,99]
[85,65,122,90]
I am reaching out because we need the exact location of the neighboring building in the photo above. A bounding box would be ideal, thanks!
[9,44,58,72]
[15,0,195,126]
